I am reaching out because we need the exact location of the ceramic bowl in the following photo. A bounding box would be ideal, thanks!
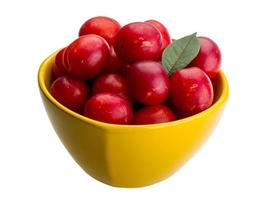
[38,51,229,187]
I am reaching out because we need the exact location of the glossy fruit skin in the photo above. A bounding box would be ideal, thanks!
[126,61,169,105]
[113,22,162,63]
[50,76,88,113]
[102,46,126,74]
[84,93,133,124]
[64,35,110,80]
[188,36,221,78]
[79,16,121,45]
[170,67,214,115]
[134,105,176,125]
[92,73,131,102]
[53,48,68,78]
[145,20,171,53]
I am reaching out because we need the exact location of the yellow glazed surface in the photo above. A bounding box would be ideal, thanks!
[38,52,229,187]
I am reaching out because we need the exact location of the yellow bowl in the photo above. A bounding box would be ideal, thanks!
[38,51,229,187]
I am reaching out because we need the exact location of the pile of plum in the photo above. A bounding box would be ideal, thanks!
[50,16,221,125]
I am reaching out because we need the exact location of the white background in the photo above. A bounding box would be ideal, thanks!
[0,0,268,199]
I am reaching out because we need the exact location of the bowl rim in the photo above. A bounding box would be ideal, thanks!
[38,51,229,130]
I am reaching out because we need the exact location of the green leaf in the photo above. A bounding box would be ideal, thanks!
[162,33,200,75]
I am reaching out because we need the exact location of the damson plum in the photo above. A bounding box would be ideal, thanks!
[114,22,162,63]
[102,46,126,74]
[84,93,133,124]
[50,76,88,113]
[145,20,171,53]
[170,67,214,115]
[52,48,68,78]
[126,61,169,105]
[188,37,221,78]
[92,74,131,102]
[64,35,110,80]
[79,16,121,45]
[134,105,176,125]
